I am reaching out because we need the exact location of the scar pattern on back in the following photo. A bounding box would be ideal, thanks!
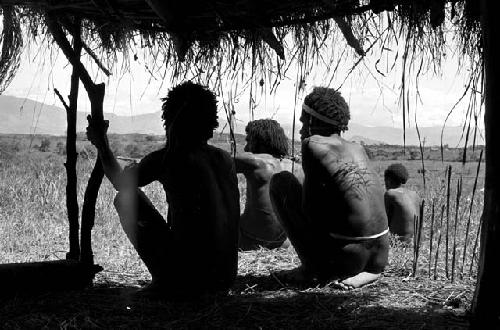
[330,162,373,199]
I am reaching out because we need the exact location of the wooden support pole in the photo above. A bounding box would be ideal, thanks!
[45,15,100,97]
[64,20,82,261]
[472,0,500,326]
[80,84,105,265]
[47,15,106,265]
[55,85,80,261]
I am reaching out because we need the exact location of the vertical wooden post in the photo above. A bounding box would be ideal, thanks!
[64,20,82,261]
[80,84,105,264]
[472,0,500,326]
[47,15,106,265]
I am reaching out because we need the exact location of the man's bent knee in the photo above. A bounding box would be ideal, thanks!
[113,189,141,224]
[114,189,143,210]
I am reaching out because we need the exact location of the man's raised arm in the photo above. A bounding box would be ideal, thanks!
[234,152,262,174]
[85,115,130,190]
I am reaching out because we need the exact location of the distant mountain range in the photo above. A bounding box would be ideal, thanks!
[0,95,478,146]
[0,95,164,136]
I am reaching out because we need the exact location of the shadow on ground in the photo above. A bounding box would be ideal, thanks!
[0,274,469,329]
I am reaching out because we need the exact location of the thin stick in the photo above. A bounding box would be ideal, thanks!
[469,215,483,278]
[418,200,425,268]
[428,200,435,277]
[434,205,445,280]
[413,200,425,276]
[415,114,426,190]
[445,165,452,278]
[54,88,69,110]
[412,214,418,276]
[451,176,462,282]
[461,150,483,278]
[81,41,111,77]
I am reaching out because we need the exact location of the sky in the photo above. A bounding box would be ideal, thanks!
[3,34,480,134]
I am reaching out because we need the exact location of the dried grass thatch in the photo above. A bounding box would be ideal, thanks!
[0,1,481,90]
[0,1,485,158]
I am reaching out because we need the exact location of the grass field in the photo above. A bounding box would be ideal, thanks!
[0,137,484,329]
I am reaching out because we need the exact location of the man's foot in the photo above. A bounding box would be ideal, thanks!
[133,280,172,300]
[279,238,292,249]
[272,265,315,285]
[331,272,381,291]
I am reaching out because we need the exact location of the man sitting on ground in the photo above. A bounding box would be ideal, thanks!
[86,81,240,298]
[235,119,303,250]
[270,87,389,289]
[384,163,420,244]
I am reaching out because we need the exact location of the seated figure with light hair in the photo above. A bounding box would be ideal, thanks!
[270,87,389,289]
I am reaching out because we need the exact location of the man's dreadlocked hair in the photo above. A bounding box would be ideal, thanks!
[303,87,350,132]
[246,119,288,158]
[161,81,218,150]
[384,163,410,185]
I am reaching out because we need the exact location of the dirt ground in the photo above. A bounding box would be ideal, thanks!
[0,249,472,329]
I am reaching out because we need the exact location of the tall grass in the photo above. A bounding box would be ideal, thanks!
[0,152,146,278]
[391,161,483,281]
[0,152,484,283]
[0,151,250,280]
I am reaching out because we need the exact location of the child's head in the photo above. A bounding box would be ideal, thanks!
[384,163,409,189]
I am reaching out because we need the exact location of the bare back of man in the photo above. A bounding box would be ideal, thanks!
[237,152,303,250]
[385,187,420,243]
[271,135,389,289]
[115,144,240,297]
[88,82,239,299]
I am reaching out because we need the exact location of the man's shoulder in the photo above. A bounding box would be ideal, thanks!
[235,152,279,173]
[205,144,233,161]
[304,135,364,160]
[386,187,419,200]
[141,147,167,162]
[396,186,418,195]
[306,134,360,149]
[404,188,420,201]
[251,153,283,168]
[385,189,399,198]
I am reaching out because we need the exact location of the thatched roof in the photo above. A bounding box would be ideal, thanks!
[0,1,482,95]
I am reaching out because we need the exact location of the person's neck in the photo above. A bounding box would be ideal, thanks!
[310,131,341,138]
[166,140,207,152]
